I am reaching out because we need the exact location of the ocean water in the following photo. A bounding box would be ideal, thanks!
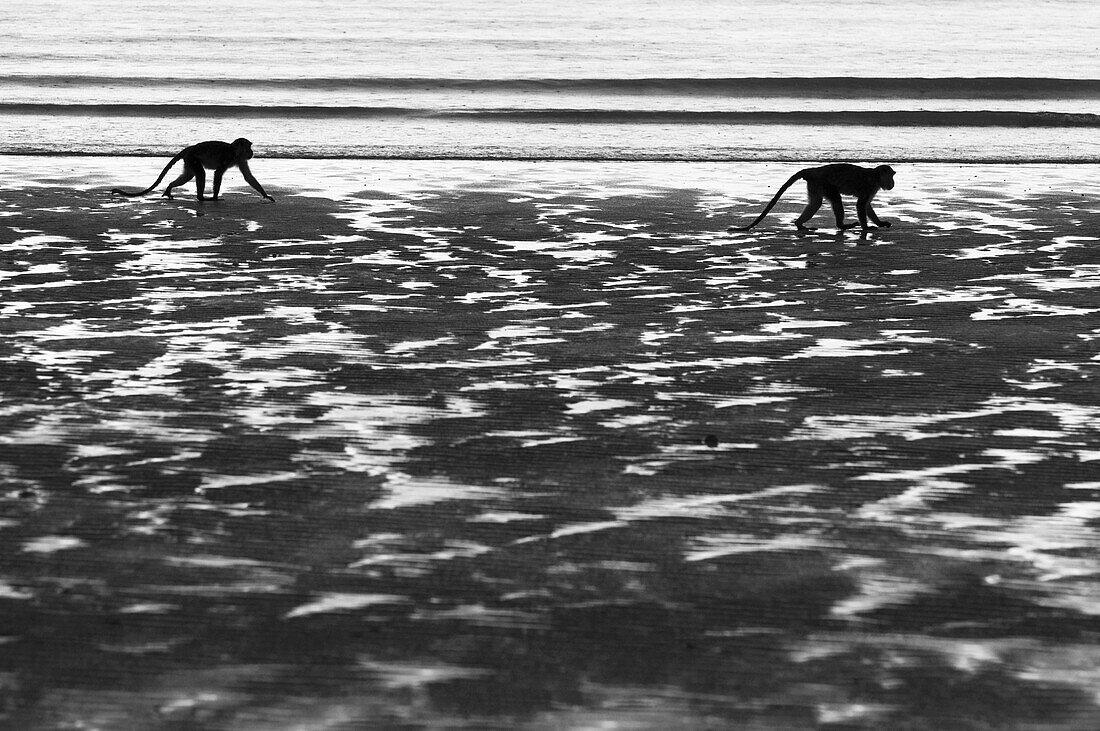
[1,0,1099,160]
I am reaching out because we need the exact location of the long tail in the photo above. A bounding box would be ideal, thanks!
[110,152,185,197]
[730,171,804,231]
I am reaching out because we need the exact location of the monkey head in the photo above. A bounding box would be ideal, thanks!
[876,165,896,191]
[231,138,254,160]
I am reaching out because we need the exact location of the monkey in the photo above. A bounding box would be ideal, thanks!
[729,163,894,236]
[111,138,274,202]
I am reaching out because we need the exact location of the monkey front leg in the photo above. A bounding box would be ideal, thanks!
[855,203,889,240]
[829,194,859,231]
[194,167,208,200]
[211,168,225,201]
[238,161,274,201]
[866,203,890,228]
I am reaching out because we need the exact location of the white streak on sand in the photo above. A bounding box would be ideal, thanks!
[685,533,833,562]
[511,485,817,547]
[284,593,406,619]
[21,536,86,553]
[971,299,1100,320]
[788,338,909,359]
[369,474,505,511]
[564,399,635,415]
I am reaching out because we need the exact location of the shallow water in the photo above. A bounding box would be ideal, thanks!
[4,0,1100,160]
[2,159,1100,728]
[7,114,1100,162]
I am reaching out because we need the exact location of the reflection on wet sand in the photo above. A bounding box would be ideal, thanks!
[1,160,1100,728]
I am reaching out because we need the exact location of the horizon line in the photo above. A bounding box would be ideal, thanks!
[4,152,1098,165]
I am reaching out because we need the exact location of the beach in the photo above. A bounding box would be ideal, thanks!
[4,0,1100,724]
[2,156,1100,727]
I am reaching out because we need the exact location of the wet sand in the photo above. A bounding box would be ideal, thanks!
[2,157,1100,728]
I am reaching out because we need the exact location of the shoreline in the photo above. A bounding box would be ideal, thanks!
[8,74,1100,91]
[3,113,1096,164]
[4,152,1100,164]
[3,158,1097,239]
[4,156,1099,200]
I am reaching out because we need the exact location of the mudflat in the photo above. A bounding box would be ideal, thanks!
[2,158,1099,728]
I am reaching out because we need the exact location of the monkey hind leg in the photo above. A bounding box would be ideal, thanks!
[162,171,195,199]
[793,193,823,230]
